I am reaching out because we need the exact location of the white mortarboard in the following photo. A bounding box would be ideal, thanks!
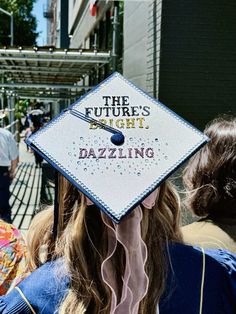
[26,72,209,223]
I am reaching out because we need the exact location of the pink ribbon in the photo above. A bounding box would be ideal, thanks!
[86,189,159,313]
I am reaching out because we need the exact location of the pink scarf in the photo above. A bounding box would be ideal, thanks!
[86,189,159,314]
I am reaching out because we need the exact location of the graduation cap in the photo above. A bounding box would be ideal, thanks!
[26,72,209,224]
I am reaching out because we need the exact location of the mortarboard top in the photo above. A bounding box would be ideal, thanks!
[26,72,209,223]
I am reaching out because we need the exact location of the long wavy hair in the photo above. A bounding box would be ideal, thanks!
[183,115,236,217]
[27,176,182,314]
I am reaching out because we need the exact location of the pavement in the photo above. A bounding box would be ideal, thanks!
[10,140,42,232]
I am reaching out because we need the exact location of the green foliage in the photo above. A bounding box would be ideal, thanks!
[14,99,29,119]
[0,0,38,46]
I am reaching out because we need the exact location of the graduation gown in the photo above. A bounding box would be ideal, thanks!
[0,243,236,314]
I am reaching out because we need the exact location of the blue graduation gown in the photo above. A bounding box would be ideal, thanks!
[0,259,69,314]
[160,244,236,313]
[0,243,236,314]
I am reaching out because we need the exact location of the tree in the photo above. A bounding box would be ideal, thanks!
[0,0,38,46]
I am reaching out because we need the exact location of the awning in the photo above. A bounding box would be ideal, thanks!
[0,47,110,100]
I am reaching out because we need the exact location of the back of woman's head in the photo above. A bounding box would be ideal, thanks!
[27,176,182,313]
[183,115,236,216]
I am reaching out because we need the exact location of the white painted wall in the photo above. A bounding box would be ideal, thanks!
[68,0,83,34]
[123,1,149,90]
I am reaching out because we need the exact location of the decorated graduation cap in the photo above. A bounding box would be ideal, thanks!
[26,72,209,313]
[26,72,208,223]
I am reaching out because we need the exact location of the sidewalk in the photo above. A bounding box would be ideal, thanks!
[10,140,42,231]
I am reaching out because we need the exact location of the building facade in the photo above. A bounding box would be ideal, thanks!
[123,0,236,129]
[68,0,123,83]
[44,0,69,48]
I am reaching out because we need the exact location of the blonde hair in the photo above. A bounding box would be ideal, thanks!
[27,176,182,313]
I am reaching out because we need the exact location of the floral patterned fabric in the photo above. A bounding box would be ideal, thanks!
[0,220,29,295]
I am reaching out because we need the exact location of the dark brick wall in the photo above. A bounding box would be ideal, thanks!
[158,0,236,129]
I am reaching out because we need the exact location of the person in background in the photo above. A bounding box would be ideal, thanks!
[0,112,19,223]
[31,122,43,168]
[0,219,29,295]
[24,127,32,152]
[31,127,42,168]
[182,116,236,253]
[0,177,235,313]
[24,113,31,130]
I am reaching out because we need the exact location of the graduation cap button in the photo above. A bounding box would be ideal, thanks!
[111,133,125,146]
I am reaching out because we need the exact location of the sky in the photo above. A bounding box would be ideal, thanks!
[32,0,47,46]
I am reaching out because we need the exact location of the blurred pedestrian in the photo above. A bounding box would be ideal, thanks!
[182,115,236,253]
[24,127,32,152]
[0,112,19,223]
[32,123,43,168]
[0,219,29,295]
[24,113,31,129]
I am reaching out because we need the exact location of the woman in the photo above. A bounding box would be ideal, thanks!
[0,176,235,313]
[182,116,236,253]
